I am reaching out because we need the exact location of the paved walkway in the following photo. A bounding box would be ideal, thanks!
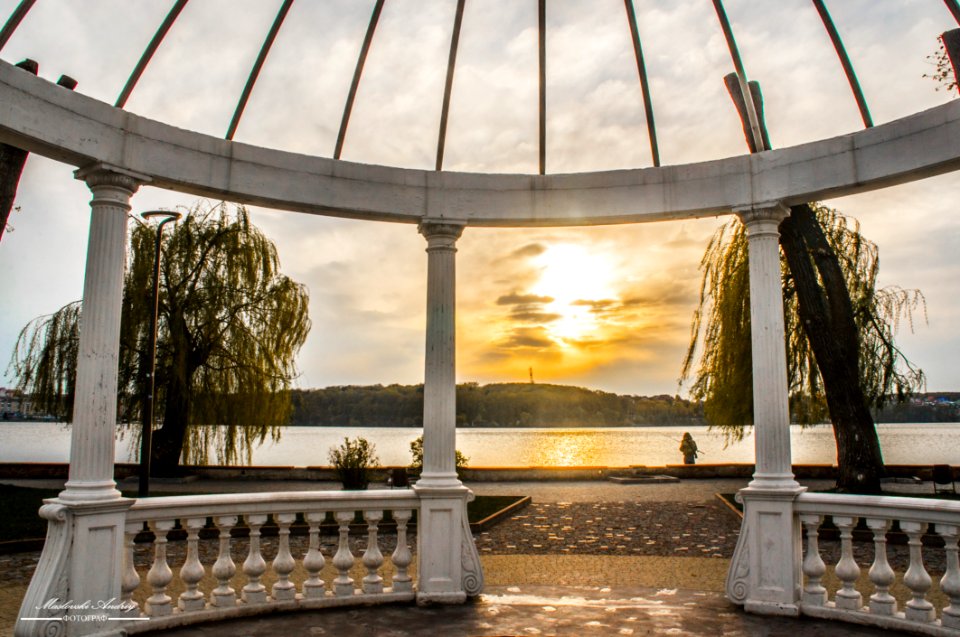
[144,585,894,637]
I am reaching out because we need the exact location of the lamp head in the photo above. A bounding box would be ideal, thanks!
[140,210,182,223]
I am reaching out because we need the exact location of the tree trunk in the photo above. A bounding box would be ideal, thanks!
[0,142,28,242]
[151,321,192,477]
[779,204,885,493]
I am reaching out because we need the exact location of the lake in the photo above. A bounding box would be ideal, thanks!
[1,422,958,467]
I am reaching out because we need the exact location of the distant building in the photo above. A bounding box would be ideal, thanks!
[0,387,33,419]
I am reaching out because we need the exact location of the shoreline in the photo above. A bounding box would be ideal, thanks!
[0,461,951,482]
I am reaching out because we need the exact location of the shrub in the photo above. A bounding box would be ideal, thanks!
[409,435,469,473]
[329,437,380,490]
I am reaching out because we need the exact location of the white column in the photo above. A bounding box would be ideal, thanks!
[16,164,144,637]
[62,164,148,502]
[725,203,803,617]
[417,221,464,488]
[738,204,798,490]
[413,219,482,605]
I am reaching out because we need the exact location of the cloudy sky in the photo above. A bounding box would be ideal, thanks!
[0,0,958,396]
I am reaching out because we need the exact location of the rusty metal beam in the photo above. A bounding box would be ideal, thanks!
[115,0,189,109]
[944,0,960,26]
[811,0,873,128]
[538,0,546,175]
[711,0,765,152]
[623,0,659,167]
[225,0,295,140]
[334,0,385,160]
[0,0,36,53]
[436,0,466,171]
[943,29,960,95]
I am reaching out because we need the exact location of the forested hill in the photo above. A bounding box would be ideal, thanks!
[289,383,707,428]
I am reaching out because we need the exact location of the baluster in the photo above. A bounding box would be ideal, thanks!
[800,514,827,606]
[865,518,896,616]
[145,519,175,617]
[833,516,862,610]
[362,510,384,594]
[178,517,207,612]
[302,512,326,599]
[332,510,356,596]
[211,515,238,607]
[391,509,413,593]
[939,523,960,629]
[242,514,268,603]
[271,513,297,601]
[120,522,141,617]
[902,521,935,623]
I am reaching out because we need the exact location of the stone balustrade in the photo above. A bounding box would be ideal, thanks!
[118,490,418,633]
[795,492,960,636]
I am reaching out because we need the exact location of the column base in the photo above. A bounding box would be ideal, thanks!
[415,471,463,490]
[726,486,805,612]
[413,482,484,599]
[748,472,800,491]
[16,497,134,637]
[59,479,122,502]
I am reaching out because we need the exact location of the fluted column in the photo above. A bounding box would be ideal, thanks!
[725,203,803,617]
[738,204,798,490]
[414,219,478,604]
[417,221,464,488]
[61,164,147,502]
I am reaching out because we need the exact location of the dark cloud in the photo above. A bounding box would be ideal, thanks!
[511,311,562,323]
[509,243,546,259]
[499,327,557,350]
[571,299,618,313]
[623,284,697,307]
[497,292,555,305]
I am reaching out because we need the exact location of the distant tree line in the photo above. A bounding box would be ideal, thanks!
[872,393,960,423]
[289,382,706,428]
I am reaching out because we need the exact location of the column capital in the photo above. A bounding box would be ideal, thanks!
[74,162,151,193]
[735,202,790,229]
[418,219,465,248]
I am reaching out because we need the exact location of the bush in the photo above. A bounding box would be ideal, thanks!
[409,435,469,474]
[329,437,380,490]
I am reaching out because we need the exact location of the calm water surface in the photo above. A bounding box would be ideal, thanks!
[0,422,957,467]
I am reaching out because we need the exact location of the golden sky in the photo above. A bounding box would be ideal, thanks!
[0,0,958,395]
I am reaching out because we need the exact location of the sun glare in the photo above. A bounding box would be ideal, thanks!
[529,244,618,344]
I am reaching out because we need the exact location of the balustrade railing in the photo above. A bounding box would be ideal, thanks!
[119,490,418,632]
[796,492,960,636]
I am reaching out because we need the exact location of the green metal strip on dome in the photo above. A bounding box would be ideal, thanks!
[812,0,873,129]
[436,0,466,172]
[225,0,295,141]
[334,0,386,160]
[623,0,660,167]
[711,0,766,153]
[115,0,189,109]
[538,0,546,175]
[0,0,34,53]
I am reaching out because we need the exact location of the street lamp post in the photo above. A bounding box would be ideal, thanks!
[138,210,181,498]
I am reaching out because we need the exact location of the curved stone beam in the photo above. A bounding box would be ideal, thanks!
[0,60,958,227]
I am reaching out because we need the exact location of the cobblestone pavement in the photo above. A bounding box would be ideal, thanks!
[475,499,739,558]
[143,585,895,637]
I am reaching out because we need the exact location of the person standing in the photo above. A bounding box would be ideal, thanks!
[679,432,699,465]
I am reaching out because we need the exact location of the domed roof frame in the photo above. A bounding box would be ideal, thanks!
[1,61,959,227]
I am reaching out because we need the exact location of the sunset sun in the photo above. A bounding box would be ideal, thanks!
[529,244,618,344]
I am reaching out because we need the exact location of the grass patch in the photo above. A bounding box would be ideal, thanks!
[468,495,525,522]
[0,484,61,542]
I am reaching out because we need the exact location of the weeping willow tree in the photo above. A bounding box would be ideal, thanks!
[681,203,924,493]
[9,202,311,476]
